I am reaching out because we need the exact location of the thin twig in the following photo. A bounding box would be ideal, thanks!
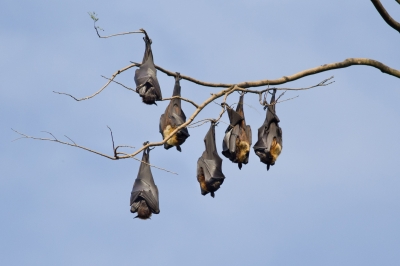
[116,151,177,175]
[54,63,138,101]
[95,29,144,39]
[101,76,136,92]
[64,135,77,146]
[41,131,58,141]
[115,145,136,150]
[162,96,199,108]
[11,128,177,174]
[107,126,117,158]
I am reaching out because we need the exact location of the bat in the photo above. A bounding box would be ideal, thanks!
[197,123,225,198]
[130,146,160,219]
[134,32,162,105]
[253,89,283,170]
[222,94,252,169]
[159,74,190,152]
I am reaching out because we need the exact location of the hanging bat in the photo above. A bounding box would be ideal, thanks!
[222,94,252,170]
[134,31,162,105]
[197,123,225,198]
[253,89,283,170]
[159,74,190,152]
[130,146,160,219]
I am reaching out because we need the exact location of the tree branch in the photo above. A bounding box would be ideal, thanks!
[11,128,177,175]
[55,58,399,102]
[53,64,138,101]
[371,0,400,33]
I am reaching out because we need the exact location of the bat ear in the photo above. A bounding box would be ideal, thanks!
[176,146,182,152]
[267,164,270,171]
[211,192,215,198]
[238,163,242,170]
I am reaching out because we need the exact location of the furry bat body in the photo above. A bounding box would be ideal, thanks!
[197,123,225,198]
[134,33,162,105]
[253,89,283,170]
[130,147,160,219]
[159,75,190,152]
[222,94,252,169]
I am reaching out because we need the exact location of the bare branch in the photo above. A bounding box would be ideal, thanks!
[101,76,137,92]
[64,135,77,146]
[41,131,58,141]
[11,129,177,175]
[276,95,300,104]
[95,29,145,39]
[57,56,400,103]
[371,0,400,33]
[162,96,199,108]
[115,151,177,175]
[130,61,234,88]
[54,63,139,101]
[137,58,399,89]
[12,128,117,160]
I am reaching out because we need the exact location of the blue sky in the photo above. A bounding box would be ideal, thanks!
[1,0,400,265]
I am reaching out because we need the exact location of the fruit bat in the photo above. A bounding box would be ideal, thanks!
[130,146,160,219]
[197,123,225,198]
[134,32,162,105]
[222,94,252,170]
[159,74,190,152]
[253,89,283,170]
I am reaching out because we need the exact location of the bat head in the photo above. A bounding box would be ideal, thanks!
[138,84,158,105]
[135,200,152,220]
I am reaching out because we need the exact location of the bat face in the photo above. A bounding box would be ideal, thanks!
[136,200,152,220]
[159,75,190,152]
[221,94,252,170]
[253,89,283,171]
[197,123,225,197]
[130,147,160,219]
[134,36,162,105]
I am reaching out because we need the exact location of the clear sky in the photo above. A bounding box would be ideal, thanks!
[1,0,400,265]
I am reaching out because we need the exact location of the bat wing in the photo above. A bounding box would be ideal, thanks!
[246,125,252,147]
[253,89,283,169]
[159,75,190,150]
[197,124,225,197]
[130,148,160,214]
[159,113,166,136]
[134,36,162,104]
[226,107,243,128]
[168,76,186,127]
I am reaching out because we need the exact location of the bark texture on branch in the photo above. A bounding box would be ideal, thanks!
[153,58,400,88]
[371,0,400,33]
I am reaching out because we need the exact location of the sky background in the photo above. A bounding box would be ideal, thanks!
[1,0,400,265]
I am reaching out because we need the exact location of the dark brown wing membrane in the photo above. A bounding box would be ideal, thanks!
[130,147,160,219]
[134,34,162,105]
[159,74,190,152]
[253,89,283,170]
[197,123,225,197]
[221,94,252,169]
